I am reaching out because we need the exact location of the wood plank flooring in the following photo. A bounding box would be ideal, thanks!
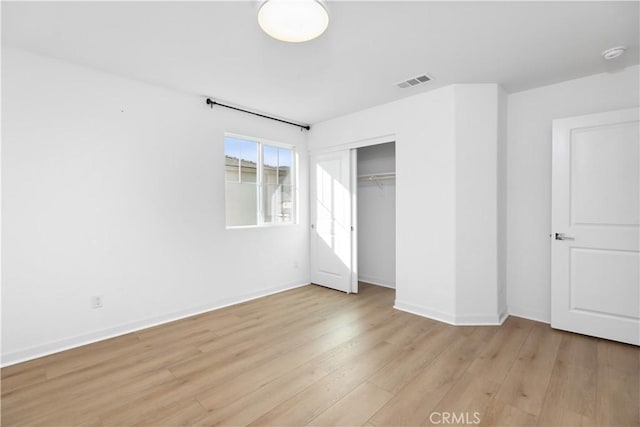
[2,283,638,426]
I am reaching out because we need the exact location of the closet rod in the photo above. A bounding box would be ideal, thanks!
[206,98,310,131]
[358,173,396,182]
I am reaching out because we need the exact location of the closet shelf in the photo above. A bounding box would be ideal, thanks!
[357,172,396,182]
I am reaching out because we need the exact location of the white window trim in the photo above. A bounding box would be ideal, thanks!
[224,132,297,230]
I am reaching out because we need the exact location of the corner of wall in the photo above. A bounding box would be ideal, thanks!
[452,83,502,323]
[497,85,508,317]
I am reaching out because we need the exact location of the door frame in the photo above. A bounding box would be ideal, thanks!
[350,149,358,293]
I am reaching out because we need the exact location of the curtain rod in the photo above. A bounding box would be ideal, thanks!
[206,98,310,131]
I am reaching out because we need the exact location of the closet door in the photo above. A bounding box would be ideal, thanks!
[310,150,353,293]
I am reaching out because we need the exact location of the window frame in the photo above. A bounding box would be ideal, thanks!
[224,132,298,229]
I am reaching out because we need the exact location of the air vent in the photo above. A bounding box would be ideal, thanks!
[395,73,432,89]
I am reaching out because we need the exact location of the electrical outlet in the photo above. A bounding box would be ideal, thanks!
[92,296,103,309]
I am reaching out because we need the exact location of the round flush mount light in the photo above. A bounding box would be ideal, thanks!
[258,0,329,43]
[602,46,627,60]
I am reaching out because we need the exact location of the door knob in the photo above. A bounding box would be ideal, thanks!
[555,233,575,241]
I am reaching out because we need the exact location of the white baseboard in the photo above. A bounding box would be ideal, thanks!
[499,308,509,324]
[454,310,509,326]
[358,276,395,289]
[508,304,551,324]
[394,300,457,325]
[394,300,508,326]
[1,281,310,367]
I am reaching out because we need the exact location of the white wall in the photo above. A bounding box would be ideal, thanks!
[357,143,396,288]
[310,84,504,325]
[453,85,503,323]
[1,47,310,365]
[310,86,458,321]
[506,65,640,323]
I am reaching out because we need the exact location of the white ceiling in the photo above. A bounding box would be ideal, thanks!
[3,1,638,124]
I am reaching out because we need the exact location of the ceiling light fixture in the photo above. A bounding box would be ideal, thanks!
[602,46,627,60]
[258,0,329,43]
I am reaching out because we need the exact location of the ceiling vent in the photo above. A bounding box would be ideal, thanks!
[395,73,432,89]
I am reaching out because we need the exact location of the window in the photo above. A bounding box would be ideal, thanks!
[224,134,296,227]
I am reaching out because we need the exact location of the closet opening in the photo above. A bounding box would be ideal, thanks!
[354,142,396,297]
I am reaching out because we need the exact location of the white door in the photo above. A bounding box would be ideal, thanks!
[310,150,354,293]
[551,107,639,345]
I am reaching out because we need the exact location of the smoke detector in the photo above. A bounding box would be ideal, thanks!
[602,46,627,60]
[395,73,432,89]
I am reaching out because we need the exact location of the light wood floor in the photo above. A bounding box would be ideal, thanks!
[2,283,638,426]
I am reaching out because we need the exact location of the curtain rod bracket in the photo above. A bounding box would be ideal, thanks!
[205,98,310,131]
